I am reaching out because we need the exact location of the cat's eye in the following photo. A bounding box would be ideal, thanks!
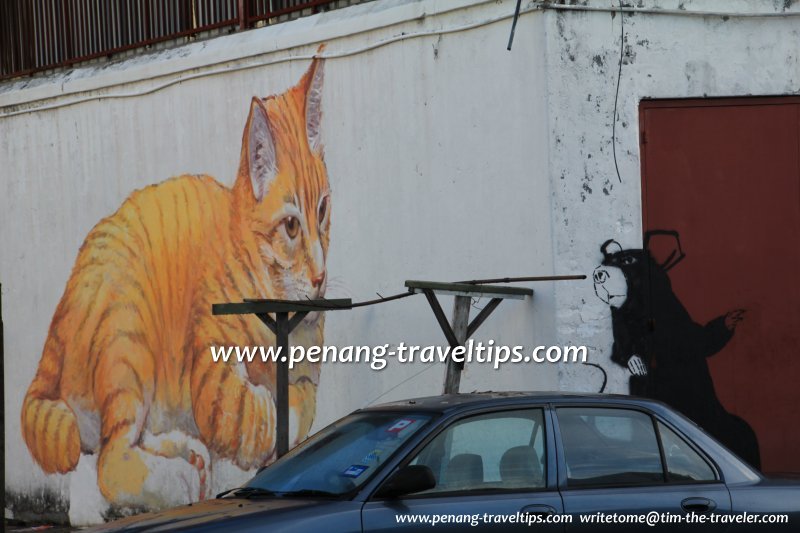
[318,196,329,227]
[284,216,301,239]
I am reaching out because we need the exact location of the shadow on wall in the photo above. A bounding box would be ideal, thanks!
[19,49,332,517]
[592,230,761,469]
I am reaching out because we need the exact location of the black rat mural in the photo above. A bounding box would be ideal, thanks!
[593,230,761,469]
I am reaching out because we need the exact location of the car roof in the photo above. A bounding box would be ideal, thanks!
[360,391,665,415]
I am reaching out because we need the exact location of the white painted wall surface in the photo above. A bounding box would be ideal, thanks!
[545,0,800,395]
[1,0,798,524]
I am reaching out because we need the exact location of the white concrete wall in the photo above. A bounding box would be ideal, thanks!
[1,0,798,524]
[545,0,800,394]
[1,0,554,523]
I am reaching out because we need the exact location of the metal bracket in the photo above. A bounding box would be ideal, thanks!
[213,298,351,457]
[406,280,533,394]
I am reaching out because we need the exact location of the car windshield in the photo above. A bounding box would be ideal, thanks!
[246,411,433,497]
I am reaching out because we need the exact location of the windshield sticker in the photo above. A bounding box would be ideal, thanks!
[363,449,383,463]
[386,418,416,433]
[342,465,369,478]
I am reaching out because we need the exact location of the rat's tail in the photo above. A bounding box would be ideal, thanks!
[583,362,608,393]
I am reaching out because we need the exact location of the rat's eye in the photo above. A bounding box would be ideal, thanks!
[621,256,637,265]
[284,216,301,239]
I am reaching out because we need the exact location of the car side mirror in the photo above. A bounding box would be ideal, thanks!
[375,465,436,499]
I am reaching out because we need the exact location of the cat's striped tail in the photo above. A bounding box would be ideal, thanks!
[21,335,81,474]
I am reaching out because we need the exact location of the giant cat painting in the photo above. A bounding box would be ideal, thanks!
[21,56,330,509]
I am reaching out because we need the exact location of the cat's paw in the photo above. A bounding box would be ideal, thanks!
[166,454,207,504]
[139,430,212,502]
[209,458,260,496]
[100,447,207,508]
[234,383,276,469]
[289,380,316,447]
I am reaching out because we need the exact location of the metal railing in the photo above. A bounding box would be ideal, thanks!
[1,1,342,80]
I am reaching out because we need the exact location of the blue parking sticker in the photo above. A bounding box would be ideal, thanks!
[342,465,369,478]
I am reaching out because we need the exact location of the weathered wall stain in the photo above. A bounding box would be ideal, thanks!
[5,489,69,525]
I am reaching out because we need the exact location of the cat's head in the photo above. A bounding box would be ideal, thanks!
[233,54,330,303]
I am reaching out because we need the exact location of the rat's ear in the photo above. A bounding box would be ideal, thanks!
[645,230,686,271]
[601,239,623,257]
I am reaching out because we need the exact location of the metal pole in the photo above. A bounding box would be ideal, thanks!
[238,0,247,30]
[275,312,289,457]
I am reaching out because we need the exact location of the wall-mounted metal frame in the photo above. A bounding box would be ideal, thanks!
[405,280,533,394]
[212,298,352,457]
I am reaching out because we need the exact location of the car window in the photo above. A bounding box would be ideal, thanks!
[248,412,432,495]
[658,422,717,483]
[557,407,663,488]
[409,409,546,494]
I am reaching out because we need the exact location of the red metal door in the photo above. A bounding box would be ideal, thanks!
[640,97,800,473]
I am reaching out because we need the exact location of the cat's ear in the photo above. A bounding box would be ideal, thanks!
[301,53,325,155]
[246,97,278,202]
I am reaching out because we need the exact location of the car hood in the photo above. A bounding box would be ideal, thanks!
[87,497,340,532]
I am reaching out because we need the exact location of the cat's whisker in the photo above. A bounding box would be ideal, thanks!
[324,277,351,294]
[323,287,353,299]
[324,285,350,296]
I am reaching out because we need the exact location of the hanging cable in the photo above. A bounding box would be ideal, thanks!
[612,1,625,183]
[348,291,415,308]
[506,0,524,50]
[289,274,586,312]
[457,274,586,284]
[296,290,415,310]
[0,3,544,119]
[362,363,440,408]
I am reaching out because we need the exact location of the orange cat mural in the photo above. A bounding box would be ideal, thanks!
[20,56,330,509]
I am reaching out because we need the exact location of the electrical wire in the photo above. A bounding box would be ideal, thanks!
[356,274,587,407]
[612,1,624,184]
[250,275,588,313]
[0,3,545,119]
[289,274,586,312]
[361,362,440,408]
[349,291,415,308]
[539,3,799,18]
[6,1,793,119]
[291,291,414,311]
[457,275,586,284]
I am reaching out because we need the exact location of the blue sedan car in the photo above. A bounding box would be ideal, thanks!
[92,392,798,531]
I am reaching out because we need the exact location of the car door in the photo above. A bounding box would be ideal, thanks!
[554,405,731,533]
[361,407,565,532]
